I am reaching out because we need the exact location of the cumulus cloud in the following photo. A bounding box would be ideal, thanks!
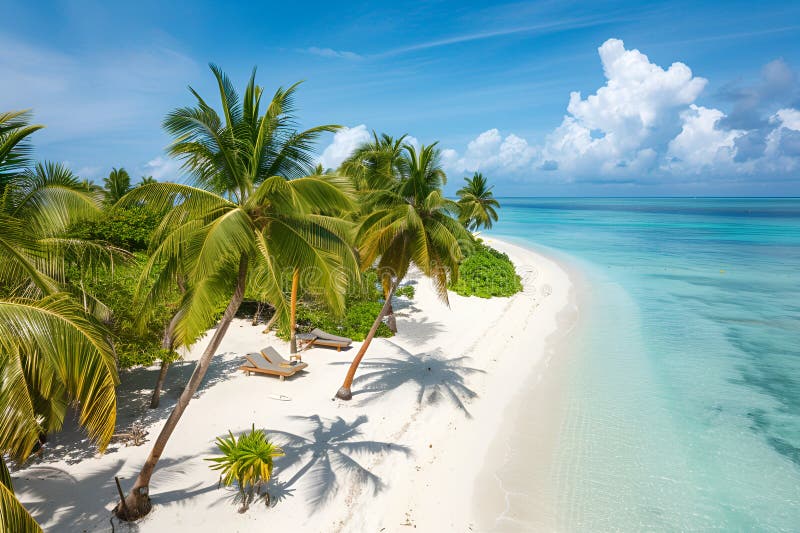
[443,128,536,174]
[318,125,371,169]
[539,38,712,178]
[441,38,800,183]
[774,108,800,130]
[717,59,799,130]
[666,105,742,172]
[765,108,800,163]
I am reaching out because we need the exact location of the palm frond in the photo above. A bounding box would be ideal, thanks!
[0,295,118,460]
[0,110,44,189]
[0,465,41,533]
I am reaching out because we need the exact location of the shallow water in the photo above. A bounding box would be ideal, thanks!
[488,198,800,531]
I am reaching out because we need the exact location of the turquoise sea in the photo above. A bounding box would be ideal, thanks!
[489,198,800,531]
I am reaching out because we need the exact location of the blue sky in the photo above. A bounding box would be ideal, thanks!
[3,0,800,195]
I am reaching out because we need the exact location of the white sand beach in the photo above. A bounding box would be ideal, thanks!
[13,238,574,532]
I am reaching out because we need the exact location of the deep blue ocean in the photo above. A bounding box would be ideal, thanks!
[489,198,800,531]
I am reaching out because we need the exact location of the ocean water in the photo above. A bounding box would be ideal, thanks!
[488,198,800,531]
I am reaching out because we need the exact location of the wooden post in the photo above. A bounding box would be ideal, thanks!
[289,268,299,354]
[115,476,129,518]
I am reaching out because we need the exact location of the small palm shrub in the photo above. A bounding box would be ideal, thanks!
[207,425,284,511]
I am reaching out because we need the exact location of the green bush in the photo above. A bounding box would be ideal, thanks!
[450,243,522,298]
[395,284,415,298]
[66,252,180,368]
[70,206,161,251]
[276,267,401,342]
[280,299,393,342]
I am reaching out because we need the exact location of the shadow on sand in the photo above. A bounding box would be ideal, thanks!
[333,342,484,417]
[265,415,411,512]
[27,353,242,466]
[18,452,204,532]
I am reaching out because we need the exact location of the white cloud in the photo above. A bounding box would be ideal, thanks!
[773,108,800,131]
[305,47,362,60]
[540,38,710,177]
[143,156,182,181]
[74,165,102,179]
[443,128,536,174]
[441,38,800,182]
[764,108,800,167]
[318,125,371,169]
[666,105,742,172]
[403,135,420,149]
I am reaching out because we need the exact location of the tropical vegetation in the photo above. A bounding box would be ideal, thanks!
[456,172,500,230]
[334,142,472,400]
[113,65,356,520]
[450,241,522,298]
[207,425,284,511]
[1,63,508,527]
[0,111,119,532]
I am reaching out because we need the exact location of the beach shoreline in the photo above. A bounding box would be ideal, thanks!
[14,237,576,532]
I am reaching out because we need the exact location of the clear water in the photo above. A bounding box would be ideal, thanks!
[489,198,800,531]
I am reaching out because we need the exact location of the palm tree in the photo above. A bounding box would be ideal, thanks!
[139,175,157,186]
[456,172,500,231]
[0,132,118,531]
[287,166,356,353]
[312,163,333,175]
[339,133,410,331]
[103,167,132,205]
[339,132,407,195]
[115,65,357,520]
[0,110,43,192]
[335,142,470,400]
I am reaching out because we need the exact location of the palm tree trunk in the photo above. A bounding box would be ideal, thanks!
[289,268,299,354]
[149,311,181,409]
[117,256,248,521]
[383,282,397,333]
[336,283,396,400]
[251,301,263,326]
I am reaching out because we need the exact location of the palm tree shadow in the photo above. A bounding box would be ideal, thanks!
[31,354,242,465]
[333,343,485,417]
[17,453,199,531]
[265,415,410,512]
[262,478,296,507]
[396,315,446,345]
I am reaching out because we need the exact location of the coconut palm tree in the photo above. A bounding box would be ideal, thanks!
[103,167,132,205]
[115,64,357,520]
[339,133,410,331]
[0,110,43,192]
[335,142,470,400]
[0,142,118,531]
[456,172,500,231]
[339,132,407,195]
[287,166,356,353]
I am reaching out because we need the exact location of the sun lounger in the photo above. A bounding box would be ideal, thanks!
[297,328,353,351]
[260,346,299,366]
[239,351,307,381]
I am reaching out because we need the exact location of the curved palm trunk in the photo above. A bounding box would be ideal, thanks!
[336,284,396,400]
[117,256,248,521]
[289,268,299,354]
[383,281,397,333]
[149,310,182,409]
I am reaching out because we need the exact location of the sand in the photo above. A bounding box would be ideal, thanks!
[13,238,574,532]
